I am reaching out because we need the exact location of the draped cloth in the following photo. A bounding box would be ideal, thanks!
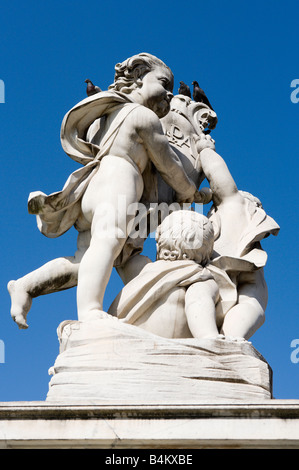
[108,259,238,326]
[27,91,144,239]
[209,197,280,273]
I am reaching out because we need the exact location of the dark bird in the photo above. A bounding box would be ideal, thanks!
[178,81,191,98]
[85,79,102,96]
[192,81,214,110]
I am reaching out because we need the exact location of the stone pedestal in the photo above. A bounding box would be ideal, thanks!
[2,318,298,449]
[0,401,299,448]
[46,317,272,404]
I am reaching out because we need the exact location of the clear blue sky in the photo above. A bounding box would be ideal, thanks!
[0,0,298,401]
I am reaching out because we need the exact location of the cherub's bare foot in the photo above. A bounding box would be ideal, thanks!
[223,335,250,343]
[80,309,118,322]
[7,280,32,329]
[201,333,225,340]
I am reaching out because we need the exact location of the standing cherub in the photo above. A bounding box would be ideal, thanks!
[8,53,199,327]
[196,135,280,339]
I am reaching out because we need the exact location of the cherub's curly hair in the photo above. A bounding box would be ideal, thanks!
[108,53,173,94]
[156,210,214,266]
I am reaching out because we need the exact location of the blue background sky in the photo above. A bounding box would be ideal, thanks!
[0,0,298,401]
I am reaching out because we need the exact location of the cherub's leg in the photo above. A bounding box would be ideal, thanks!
[185,280,220,339]
[8,231,90,329]
[76,205,141,321]
[77,228,127,321]
[220,270,268,340]
[8,258,78,329]
[77,157,143,321]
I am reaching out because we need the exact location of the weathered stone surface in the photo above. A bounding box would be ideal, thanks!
[46,317,272,404]
[1,400,299,449]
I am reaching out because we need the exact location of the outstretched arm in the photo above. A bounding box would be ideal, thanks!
[137,109,197,203]
[196,135,242,206]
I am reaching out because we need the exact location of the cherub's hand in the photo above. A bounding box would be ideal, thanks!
[193,187,213,204]
[195,134,216,153]
[175,192,195,205]
[176,187,212,205]
[175,182,197,204]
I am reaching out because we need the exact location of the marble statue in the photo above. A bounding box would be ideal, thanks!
[8,52,279,342]
[7,60,214,329]
[8,54,192,325]
[7,52,281,402]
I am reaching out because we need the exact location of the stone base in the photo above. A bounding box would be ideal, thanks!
[0,401,299,448]
[46,317,272,404]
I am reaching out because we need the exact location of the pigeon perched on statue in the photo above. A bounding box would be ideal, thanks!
[85,79,102,96]
[178,81,191,98]
[192,81,214,110]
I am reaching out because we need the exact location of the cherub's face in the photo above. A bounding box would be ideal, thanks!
[139,66,174,118]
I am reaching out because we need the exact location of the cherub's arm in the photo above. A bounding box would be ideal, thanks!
[137,109,197,202]
[196,135,242,207]
[185,279,220,339]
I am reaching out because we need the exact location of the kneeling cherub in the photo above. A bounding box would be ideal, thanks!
[109,210,236,340]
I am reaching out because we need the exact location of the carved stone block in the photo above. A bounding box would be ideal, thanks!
[46,317,272,404]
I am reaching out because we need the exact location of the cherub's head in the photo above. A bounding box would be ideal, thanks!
[156,210,214,266]
[109,53,174,118]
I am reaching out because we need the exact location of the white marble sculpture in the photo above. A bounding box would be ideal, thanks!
[7,57,213,329]
[109,210,236,339]
[7,53,280,402]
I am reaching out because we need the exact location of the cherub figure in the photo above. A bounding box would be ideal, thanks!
[8,53,199,327]
[109,210,236,340]
[196,135,280,339]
